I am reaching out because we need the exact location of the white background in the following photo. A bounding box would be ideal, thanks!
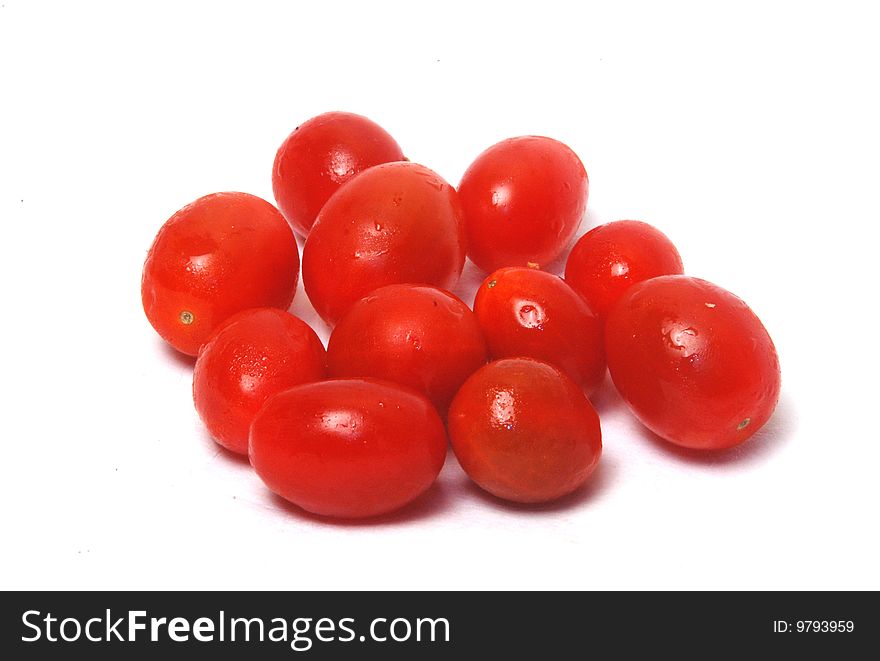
[1,0,878,590]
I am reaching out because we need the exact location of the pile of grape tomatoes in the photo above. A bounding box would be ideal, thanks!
[142,111,781,519]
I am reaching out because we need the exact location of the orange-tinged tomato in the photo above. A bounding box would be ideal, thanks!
[448,358,602,503]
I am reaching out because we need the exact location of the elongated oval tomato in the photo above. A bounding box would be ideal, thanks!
[249,379,448,518]
[605,275,781,450]
[565,220,683,318]
[141,192,299,355]
[473,267,605,392]
[193,308,327,455]
[327,284,488,413]
[302,162,466,325]
[448,358,602,503]
[272,111,405,236]
[458,136,588,272]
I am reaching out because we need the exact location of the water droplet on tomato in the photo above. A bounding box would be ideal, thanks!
[516,302,546,329]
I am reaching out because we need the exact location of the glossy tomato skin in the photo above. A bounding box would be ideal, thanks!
[606,275,781,450]
[473,267,605,392]
[302,162,466,326]
[458,136,588,272]
[327,284,488,413]
[565,220,683,318]
[249,379,447,518]
[141,192,299,356]
[448,358,602,503]
[272,112,405,237]
[193,309,327,455]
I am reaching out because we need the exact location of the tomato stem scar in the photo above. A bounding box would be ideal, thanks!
[738,418,751,430]
[179,310,194,325]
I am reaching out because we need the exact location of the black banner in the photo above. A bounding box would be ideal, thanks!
[1,591,874,658]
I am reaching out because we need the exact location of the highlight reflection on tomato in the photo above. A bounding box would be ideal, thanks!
[473,267,605,392]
